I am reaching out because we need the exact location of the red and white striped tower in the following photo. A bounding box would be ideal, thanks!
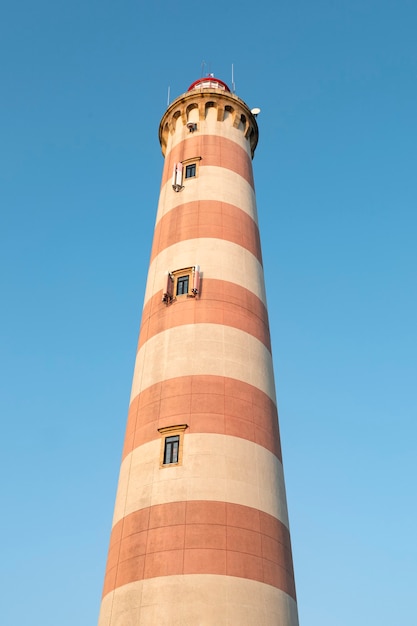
[98,77,299,626]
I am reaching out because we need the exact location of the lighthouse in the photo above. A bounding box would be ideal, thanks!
[98,76,299,626]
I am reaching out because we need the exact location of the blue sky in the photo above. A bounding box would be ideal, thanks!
[1,1,416,624]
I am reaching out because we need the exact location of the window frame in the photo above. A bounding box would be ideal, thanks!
[158,424,188,468]
[182,156,201,181]
[172,267,193,298]
[162,266,200,304]
[185,163,197,179]
[163,435,180,464]
[176,274,190,296]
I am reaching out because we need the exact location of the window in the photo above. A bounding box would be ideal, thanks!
[182,157,201,182]
[176,275,189,295]
[158,424,188,468]
[163,435,179,464]
[172,160,198,191]
[162,266,200,304]
[185,163,196,178]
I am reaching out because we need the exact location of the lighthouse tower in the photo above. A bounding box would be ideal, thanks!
[98,77,299,626]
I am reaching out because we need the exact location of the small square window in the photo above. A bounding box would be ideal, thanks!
[185,163,196,178]
[176,275,189,296]
[163,435,180,465]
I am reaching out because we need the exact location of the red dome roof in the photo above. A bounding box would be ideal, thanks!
[188,77,230,92]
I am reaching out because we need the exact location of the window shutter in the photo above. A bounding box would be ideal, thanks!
[162,272,174,302]
[192,265,200,295]
[175,162,183,187]
[172,163,183,192]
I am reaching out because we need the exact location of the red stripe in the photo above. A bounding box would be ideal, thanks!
[161,135,254,189]
[123,375,281,461]
[151,200,262,264]
[138,279,271,352]
[102,501,296,600]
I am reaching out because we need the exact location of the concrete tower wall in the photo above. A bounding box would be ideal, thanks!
[98,82,298,626]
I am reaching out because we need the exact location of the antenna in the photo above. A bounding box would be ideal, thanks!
[231,63,236,93]
[251,107,261,118]
[201,60,206,77]
[167,86,170,107]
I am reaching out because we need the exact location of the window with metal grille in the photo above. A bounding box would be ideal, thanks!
[163,435,180,465]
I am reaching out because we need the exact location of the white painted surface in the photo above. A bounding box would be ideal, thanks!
[144,239,266,307]
[112,434,289,529]
[155,166,258,225]
[99,575,299,626]
[130,324,275,402]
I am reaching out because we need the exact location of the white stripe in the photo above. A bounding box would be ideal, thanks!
[112,434,289,529]
[99,576,299,626]
[156,166,258,225]
[131,323,275,402]
[144,239,266,307]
